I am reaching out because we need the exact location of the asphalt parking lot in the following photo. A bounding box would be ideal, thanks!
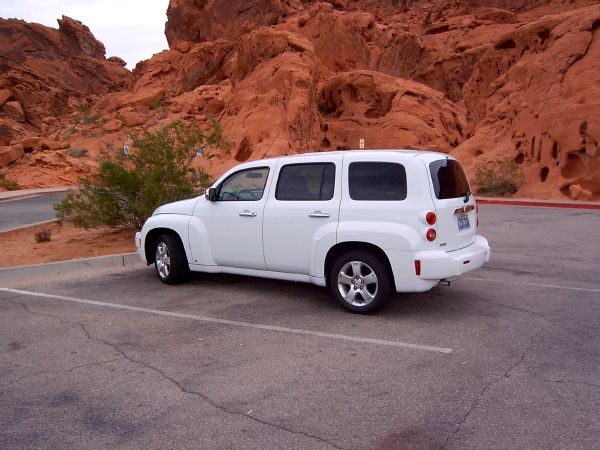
[1,204,599,449]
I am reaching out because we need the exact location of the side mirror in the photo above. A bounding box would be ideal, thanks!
[205,187,217,202]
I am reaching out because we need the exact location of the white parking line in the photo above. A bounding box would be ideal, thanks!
[464,277,600,293]
[0,288,453,354]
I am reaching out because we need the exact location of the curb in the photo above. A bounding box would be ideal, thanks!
[0,252,142,287]
[0,219,57,234]
[475,197,600,210]
[0,187,71,202]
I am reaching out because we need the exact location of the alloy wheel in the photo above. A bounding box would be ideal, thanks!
[337,261,379,306]
[155,241,171,279]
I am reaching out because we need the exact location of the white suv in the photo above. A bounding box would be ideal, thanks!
[135,150,490,313]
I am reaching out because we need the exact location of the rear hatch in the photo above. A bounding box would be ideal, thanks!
[428,158,477,252]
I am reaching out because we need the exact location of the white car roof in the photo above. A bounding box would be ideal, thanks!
[258,149,454,162]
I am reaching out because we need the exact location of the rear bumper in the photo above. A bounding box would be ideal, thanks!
[416,235,490,280]
[387,235,490,292]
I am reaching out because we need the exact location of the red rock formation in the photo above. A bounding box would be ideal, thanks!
[57,15,106,59]
[0,16,130,130]
[0,16,131,187]
[132,39,234,95]
[2,1,599,200]
[108,56,128,67]
[454,5,600,199]
[318,71,466,151]
[224,29,321,161]
[165,0,284,47]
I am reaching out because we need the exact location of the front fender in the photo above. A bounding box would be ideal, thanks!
[141,214,192,263]
[187,216,215,265]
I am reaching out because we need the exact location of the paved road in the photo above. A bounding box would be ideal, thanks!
[1,204,599,449]
[0,192,67,232]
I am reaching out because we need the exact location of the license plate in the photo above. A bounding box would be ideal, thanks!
[457,213,470,231]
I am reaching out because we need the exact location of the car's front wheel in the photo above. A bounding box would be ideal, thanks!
[329,250,393,313]
[154,233,189,284]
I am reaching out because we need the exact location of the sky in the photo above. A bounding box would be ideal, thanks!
[0,0,170,69]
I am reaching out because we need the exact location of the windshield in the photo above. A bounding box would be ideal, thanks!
[429,159,470,200]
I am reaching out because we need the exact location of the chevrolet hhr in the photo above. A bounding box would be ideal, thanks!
[135,150,490,313]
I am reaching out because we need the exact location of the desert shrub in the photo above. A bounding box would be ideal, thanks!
[148,99,163,110]
[0,172,19,190]
[74,103,101,125]
[473,160,524,196]
[34,229,52,242]
[68,148,88,158]
[80,113,101,125]
[206,117,228,149]
[79,103,91,115]
[55,120,220,229]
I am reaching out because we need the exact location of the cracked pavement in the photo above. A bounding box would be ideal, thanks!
[1,204,600,449]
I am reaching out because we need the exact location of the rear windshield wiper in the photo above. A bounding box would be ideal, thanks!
[460,191,471,203]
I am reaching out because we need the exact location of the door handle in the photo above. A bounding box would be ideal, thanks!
[239,210,257,217]
[308,211,330,218]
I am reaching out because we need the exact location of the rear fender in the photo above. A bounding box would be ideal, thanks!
[315,221,421,279]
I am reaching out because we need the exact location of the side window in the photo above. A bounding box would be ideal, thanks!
[349,162,407,201]
[276,163,336,201]
[217,167,269,201]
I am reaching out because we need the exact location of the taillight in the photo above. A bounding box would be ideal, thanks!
[425,212,436,225]
[414,260,421,276]
[426,228,437,241]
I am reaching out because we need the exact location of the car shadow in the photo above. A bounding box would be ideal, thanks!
[180,271,479,320]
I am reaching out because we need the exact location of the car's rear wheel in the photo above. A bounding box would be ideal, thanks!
[329,250,393,313]
[154,233,189,284]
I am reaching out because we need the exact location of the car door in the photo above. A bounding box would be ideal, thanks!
[199,165,272,270]
[263,155,342,275]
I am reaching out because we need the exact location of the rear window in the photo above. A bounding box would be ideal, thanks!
[276,163,335,201]
[429,159,470,200]
[349,162,407,201]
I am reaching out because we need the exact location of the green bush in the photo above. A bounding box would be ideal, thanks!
[0,172,19,190]
[55,121,220,229]
[148,99,163,110]
[473,160,524,196]
[68,148,88,158]
[79,102,91,115]
[80,113,101,125]
[206,117,228,149]
[74,103,102,125]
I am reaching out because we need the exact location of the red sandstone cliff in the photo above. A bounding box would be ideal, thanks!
[1,1,599,199]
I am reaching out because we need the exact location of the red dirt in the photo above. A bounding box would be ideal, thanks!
[0,221,136,268]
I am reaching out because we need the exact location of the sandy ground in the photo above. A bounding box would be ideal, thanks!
[0,221,136,268]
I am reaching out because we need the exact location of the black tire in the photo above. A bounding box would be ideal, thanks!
[154,233,190,285]
[328,250,393,314]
